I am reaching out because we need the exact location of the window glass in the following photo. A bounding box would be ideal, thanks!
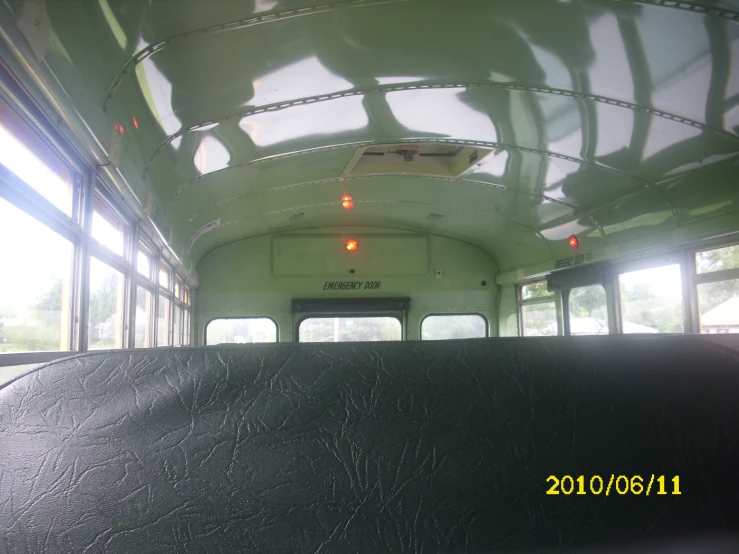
[183,309,190,345]
[696,244,739,274]
[159,263,170,290]
[137,250,150,279]
[206,318,277,344]
[173,305,182,346]
[521,302,557,336]
[0,102,74,215]
[0,197,74,352]
[135,286,152,348]
[184,287,190,305]
[697,279,739,334]
[299,317,401,342]
[568,285,609,335]
[157,295,170,346]
[92,198,125,256]
[422,314,487,340]
[174,277,182,300]
[88,257,125,350]
[521,281,552,300]
[619,264,683,333]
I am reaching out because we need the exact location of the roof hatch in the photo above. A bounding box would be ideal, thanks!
[341,143,495,179]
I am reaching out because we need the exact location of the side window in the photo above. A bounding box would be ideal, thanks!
[88,256,126,350]
[421,314,487,340]
[568,285,609,335]
[135,286,153,348]
[0,97,77,355]
[206,318,277,344]
[0,197,74,353]
[298,317,401,342]
[157,294,170,346]
[135,241,155,348]
[0,98,74,215]
[91,196,126,257]
[519,281,558,336]
[619,264,683,333]
[695,244,739,334]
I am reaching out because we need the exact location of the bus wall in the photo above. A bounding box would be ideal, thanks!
[195,230,499,343]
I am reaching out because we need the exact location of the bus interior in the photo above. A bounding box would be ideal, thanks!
[1,0,739,552]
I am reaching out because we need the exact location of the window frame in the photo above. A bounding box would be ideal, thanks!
[0,93,81,220]
[90,190,130,261]
[419,312,489,340]
[84,184,134,351]
[134,283,155,349]
[690,241,739,334]
[513,245,733,337]
[566,283,610,336]
[0,95,83,363]
[0,87,195,369]
[0,191,78,354]
[292,297,409,342]
[517,280,561,337]
[296,314,403,343]
[204,316,279,345]
[86,254,128,351]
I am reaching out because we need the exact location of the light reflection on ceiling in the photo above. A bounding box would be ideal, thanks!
[239,96,369,147]
[249,56,353,106]
[386,89,498,141]
[18,0,739,272]
[194,136,230,175]
[134,38,182,138]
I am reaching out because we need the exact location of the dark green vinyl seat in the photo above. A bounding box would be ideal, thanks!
[1,336,739,553]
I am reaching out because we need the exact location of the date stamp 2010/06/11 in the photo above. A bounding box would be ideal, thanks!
[546,475,681,496]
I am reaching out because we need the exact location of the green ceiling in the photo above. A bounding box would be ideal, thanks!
[4,0,739,275]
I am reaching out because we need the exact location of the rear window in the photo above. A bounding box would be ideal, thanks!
[298,317,401,342]
[421,314,487,340]
[206,318,277,344]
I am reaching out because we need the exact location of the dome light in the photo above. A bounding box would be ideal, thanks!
[342,195,354,209]
[346,239,358,252]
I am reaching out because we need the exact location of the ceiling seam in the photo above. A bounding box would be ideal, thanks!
[184,174,586,224]
[181,174,606,241]
[194,226,521,270]
[103,0,739,110]
[615,0,739,22]
[142,82,738,176]
[184,200,556,259]
[163,138,655,218]
[102,0,411,110]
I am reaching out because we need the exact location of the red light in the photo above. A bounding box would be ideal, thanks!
[132,116,139,130]
[346,239,358,252]
[114,123,125,135]
[568,235,579,249]
[341,195,354,209]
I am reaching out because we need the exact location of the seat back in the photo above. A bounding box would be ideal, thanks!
[1,336,739,552]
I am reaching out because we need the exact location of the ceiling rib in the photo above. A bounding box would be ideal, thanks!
[163,138,660,217]
[618,0,739,21]
[184,200,556,258]
[143,81,738,176]
[182,174,607,238]
[102,0,411,110]
[103,0,739,111]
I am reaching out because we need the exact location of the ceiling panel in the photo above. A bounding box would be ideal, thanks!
[6,0,737,272]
